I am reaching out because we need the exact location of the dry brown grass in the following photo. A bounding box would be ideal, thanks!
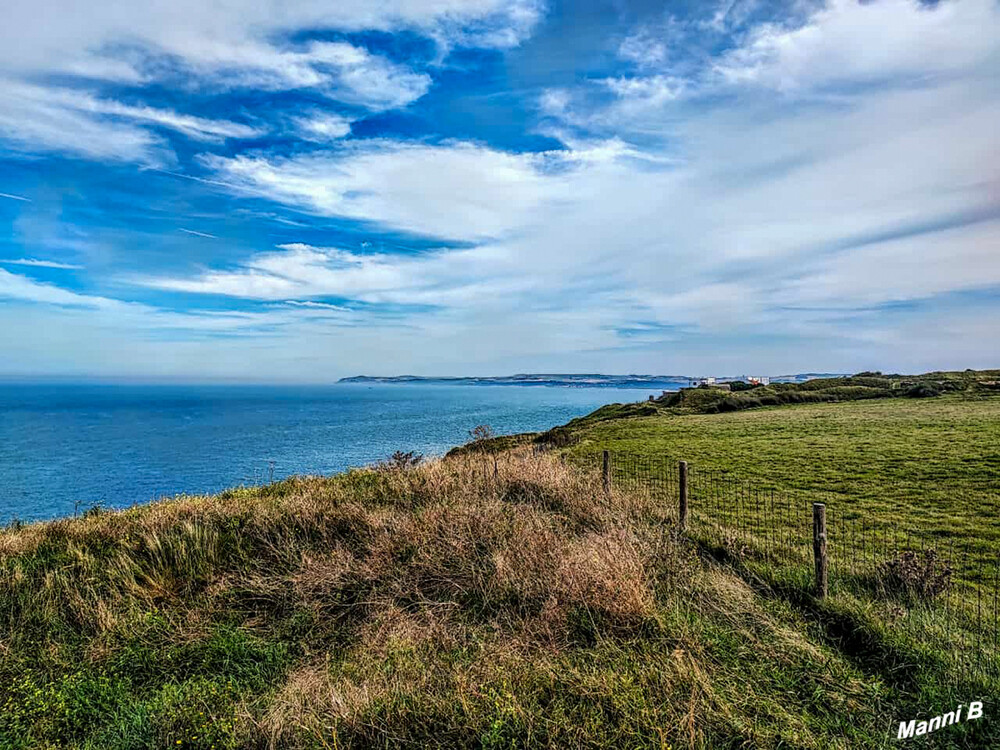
[255,662,366,748]
[0,448,662,645]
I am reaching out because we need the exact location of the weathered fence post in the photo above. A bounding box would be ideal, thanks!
[813,503,828,599]
[678,460,688,532]
[602,450,611,496]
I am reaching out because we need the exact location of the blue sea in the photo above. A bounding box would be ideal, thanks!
[0,383,668,523]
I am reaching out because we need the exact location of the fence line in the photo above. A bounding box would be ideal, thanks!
[584,450,999,685]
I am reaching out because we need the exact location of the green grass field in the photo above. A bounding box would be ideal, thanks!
[542,381,1000,745]
[562,391,1000,551]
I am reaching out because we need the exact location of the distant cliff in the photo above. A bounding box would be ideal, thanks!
[338,374,696,388]
[337,373,841,388]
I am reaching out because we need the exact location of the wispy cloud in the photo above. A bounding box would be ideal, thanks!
[293,112,353,142]
[282,300,353,312]
[0,257,83,270]
[0,79,265,162]
[0,267,119,308]
[0,191,30,202]
[201,139,632,241]
[179,228,218,239]
[0,0,543,85]
[0,1,538,164]
[713,0,1000,91]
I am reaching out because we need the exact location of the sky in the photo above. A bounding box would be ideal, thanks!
[1,0,998,382]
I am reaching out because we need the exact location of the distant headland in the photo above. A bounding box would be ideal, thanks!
[337,373,842,388]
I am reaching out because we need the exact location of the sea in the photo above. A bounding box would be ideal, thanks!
[0,382,675,523]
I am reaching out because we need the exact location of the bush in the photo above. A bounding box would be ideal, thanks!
[903,384,940,399]
[819,386,893,400]
[535,427,577,448]
[719,396,760,412]
[469,425,496,443]
[878,550,952,601]
[377,451,424,471]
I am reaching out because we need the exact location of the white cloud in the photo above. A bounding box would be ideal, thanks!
[0,192,31,202]
[704,0,762,33]
[0,266,363,332]
[568,0,1000,134]
[132,242,516,305]
[0,84,167,163]
[715,0,1000,91]
[774,218,1000,309]
[305,42,431,109]
[0,267,122,309]
[618,31,668,67]
[0,80,262,162]
[170,66,1000,346]
[601,75,687,107]
[165,41,432,109]
[92,101,262,142]
[0,0,542,86]
[0,0,543,162]
[0,258,83,270]
[294,112,354,142]
[201,141,601,241]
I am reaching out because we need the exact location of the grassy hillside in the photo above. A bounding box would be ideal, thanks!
[3,372,999,748]
[3,449,994,749]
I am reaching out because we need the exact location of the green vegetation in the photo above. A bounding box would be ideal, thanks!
[2,370,998,748]
[549,369,1000,427]
[545,371,1000,555]
[534,369,1000,747]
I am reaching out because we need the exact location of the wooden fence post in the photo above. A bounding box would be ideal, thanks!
[813,503,828,599]
[602,450,611,496]
[678,460,688,532]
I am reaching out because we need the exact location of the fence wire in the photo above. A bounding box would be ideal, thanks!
[583,450,1000,685]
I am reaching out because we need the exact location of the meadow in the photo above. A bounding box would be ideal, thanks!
[559,388,1000,550]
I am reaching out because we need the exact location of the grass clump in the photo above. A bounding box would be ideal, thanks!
[877,550,953,602]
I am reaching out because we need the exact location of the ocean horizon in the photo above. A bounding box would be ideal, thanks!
[0,381,675,523]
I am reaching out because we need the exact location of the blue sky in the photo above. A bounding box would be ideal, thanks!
[1,0,998,382]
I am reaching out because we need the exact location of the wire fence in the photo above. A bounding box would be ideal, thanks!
[584,450,1000,686]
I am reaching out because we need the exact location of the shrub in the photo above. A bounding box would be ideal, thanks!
[819,386,893,400]
[878,550,952,601]
[534,427,577,448]
[903,384,940,399]
[469,425,496,443]
[718,396,760,412]
[377,451,424,471]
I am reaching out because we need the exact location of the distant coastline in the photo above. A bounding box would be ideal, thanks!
[338,373,842,388]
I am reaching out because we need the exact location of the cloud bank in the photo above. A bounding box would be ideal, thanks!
[1,0,999,380]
